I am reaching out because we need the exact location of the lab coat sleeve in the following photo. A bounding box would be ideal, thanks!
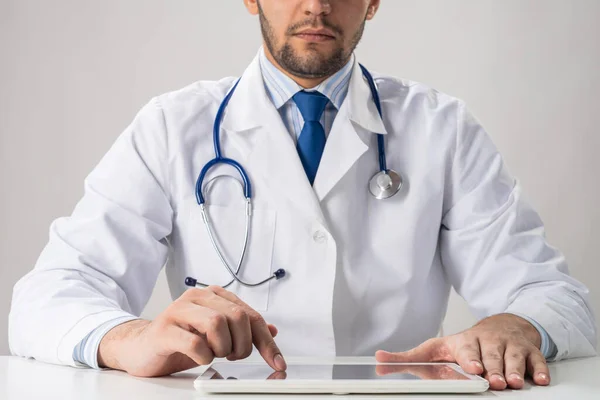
[8,97,173,367]
[439,101,597,361]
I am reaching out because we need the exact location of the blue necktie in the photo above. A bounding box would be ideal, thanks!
[292,90,329,185]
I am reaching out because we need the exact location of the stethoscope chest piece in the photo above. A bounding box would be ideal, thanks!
[369,169,403,200]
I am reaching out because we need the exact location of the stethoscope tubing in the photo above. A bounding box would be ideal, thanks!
[186,64,396,290]
[358,64,387,173]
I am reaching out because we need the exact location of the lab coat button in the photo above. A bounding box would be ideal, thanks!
[313,230,327,243]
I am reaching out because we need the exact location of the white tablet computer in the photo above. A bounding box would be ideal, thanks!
[195,362,489,394]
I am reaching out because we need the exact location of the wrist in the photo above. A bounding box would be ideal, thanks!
[98,319,150,370]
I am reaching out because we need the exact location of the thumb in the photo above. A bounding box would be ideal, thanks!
[376,338,448,363]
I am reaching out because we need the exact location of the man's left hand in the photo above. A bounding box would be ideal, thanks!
[375,313,551,390]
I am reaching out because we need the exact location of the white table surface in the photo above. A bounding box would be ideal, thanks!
[1,355,598,399]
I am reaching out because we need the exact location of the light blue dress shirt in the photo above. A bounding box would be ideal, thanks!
[258,47,354,143]
[73,316,138,369]
[73,48,556,367]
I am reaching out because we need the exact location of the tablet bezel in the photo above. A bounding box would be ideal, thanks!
[194,362,490,394]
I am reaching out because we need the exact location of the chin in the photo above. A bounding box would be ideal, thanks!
[294,44,337,59]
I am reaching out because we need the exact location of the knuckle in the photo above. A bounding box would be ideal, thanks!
[251,312,267,326]
[153,320,171,334]
[529,346,544,357]
[457,330,475,341]
[200,353,215,365]
[530,354,547,367]
[458,348,479,361]
[230,307,248,323]
[263,337,279,353]
[187,335,203,350]
[183,288,202,299]
[222,287,240,300]
[486,333,502,343]
[239,346,253,359]
[483,350,503,361]
[154,311,173,325]
[211,336,232,357]
[458,341,478,353]
[199,288,217,300]
[206,285,221,294]
[232,343,253,360]
[213,346,229,358]
[207,313,228,332]
[179,288,211,305]
[507,351,526,361]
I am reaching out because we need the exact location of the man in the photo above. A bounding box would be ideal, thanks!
[9,0,597,391]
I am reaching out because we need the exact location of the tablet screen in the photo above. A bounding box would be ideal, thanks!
[203,363,472,381]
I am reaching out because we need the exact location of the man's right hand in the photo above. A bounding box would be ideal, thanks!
[97,285,287,377]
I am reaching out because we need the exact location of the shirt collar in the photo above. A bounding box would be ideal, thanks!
[258,46,354,111]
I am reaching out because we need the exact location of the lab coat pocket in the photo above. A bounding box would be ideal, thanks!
[184,204,276,312]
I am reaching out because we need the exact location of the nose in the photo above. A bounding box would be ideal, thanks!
[303,0,332,17]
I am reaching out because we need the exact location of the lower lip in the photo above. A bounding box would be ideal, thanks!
[295,33,334,42]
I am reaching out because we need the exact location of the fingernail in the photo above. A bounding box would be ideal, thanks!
[471,361,483,370]
[509,373,523,382]
[492,373,506,382]
[274,354,287,371]
[538,373,548,381]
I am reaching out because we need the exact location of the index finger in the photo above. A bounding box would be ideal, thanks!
[206,286,287,372]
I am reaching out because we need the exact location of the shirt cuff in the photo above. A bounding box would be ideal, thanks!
[72,316,140,369]
[509,312,558,360]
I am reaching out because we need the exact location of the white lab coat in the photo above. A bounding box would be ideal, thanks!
[9,52,597,367]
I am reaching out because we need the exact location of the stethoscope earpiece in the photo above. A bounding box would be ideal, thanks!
[185,268,287,288]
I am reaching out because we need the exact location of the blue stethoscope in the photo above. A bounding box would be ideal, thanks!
[185,65,403,290]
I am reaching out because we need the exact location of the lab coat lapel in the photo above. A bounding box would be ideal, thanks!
[221,55,326,224]
[313,61,388,202]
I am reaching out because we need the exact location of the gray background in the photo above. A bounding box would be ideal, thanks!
[1,0,599,356]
